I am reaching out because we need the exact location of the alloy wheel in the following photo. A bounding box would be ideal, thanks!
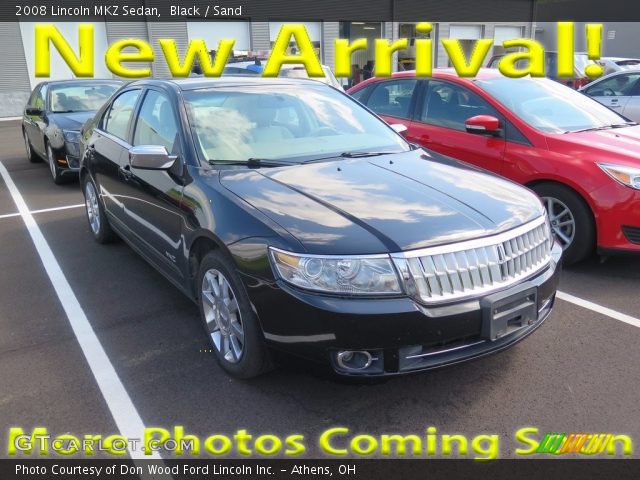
[47,144,57,180]
[84,181,101,235]
[24,134,31,159]
[201,269,244,364]
[542,196,575,249]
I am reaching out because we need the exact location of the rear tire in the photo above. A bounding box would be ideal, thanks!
[532,183,594,265]
[197,250,271,379]
[82,175,116,244]
[23,130,39,163]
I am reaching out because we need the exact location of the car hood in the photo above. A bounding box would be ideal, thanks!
[219,150,544,255]
[548,126,640,167]
[48,111,96,131]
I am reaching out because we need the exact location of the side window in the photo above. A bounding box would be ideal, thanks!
[30,85,46,109]
[133,90,180,154]
[365,79,418,119]
[585,73,640,97]
[505,121,531,145]
[420,80,500,132]
[350,85,372,103]
[104,89,141,141]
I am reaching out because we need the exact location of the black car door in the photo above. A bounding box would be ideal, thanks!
[117,87,187,282]
[90,88,143,223]
[24,84,47,156]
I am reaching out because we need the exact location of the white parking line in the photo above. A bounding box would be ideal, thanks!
[0,204,84,220]
[557,291,640,329]
[0,162,159,460]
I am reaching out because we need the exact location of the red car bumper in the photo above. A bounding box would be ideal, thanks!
[591,182,640,252]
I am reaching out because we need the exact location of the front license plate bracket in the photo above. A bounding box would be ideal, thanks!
[480,284,538,341]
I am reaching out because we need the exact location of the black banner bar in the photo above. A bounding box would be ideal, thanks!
[4,0,640,22]
[2,459,640,480]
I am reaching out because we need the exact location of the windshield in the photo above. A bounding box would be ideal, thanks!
[475,77,628,133]
[49,82,121,113]
[183,84,409,163]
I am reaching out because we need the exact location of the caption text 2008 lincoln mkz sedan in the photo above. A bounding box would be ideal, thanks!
[79,77,562,378]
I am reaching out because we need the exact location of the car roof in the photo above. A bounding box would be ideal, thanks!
[578,68,640,89]
[359,68,503,84]
[602,57,640,62]
[138,76,328,91]
[226,61,331,70]
[39,79,124,87]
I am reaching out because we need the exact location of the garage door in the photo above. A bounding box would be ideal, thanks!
[187,22,251,52]
[494,26,524,43]
[449,25,483,40]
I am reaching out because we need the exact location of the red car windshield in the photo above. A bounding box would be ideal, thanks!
[475,77,630,133]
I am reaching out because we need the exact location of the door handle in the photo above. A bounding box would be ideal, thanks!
[419,134,431,143]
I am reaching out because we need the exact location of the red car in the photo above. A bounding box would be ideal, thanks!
[348,69,640,264]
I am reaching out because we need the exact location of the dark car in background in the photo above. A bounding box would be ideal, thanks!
[22,79,122,184]
[221,60,344,89]
[79,77,560,378]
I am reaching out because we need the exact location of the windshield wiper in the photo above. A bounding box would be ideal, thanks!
[208,158,291,168]
[339,151,398,158]
[300,151,399,164]
[567,122,637,134]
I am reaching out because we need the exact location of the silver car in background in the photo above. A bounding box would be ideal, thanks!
[598,57,640,76]
[580,69,640,122]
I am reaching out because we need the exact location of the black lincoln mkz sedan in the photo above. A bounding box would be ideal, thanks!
[80,77,561,378]
[22,79,122,184]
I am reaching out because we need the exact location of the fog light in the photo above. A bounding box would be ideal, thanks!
[336,350,373,371]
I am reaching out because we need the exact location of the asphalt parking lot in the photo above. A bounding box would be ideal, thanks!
[1,118,639,460]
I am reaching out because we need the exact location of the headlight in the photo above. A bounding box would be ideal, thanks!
[269,248,402,295]
[63,129,81,144]
[598,163,640,190]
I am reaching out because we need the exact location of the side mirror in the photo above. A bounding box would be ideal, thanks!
[129,145,176,170]
[25,106,43,116]
[390,123,408,134]
[465,115,501,135]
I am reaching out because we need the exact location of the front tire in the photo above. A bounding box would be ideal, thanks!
[83,175,116,244]
[197,250,271,379]
[46,142,65,185]
[533,183,594,265]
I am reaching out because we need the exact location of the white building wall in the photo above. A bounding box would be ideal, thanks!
[19,22,113,89]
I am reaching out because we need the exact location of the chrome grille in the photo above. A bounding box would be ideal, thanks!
[392,216,552,304]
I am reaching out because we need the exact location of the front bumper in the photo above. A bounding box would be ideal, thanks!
[246,242,562,376]
[591,182,640,252]
[52,144,80,174]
